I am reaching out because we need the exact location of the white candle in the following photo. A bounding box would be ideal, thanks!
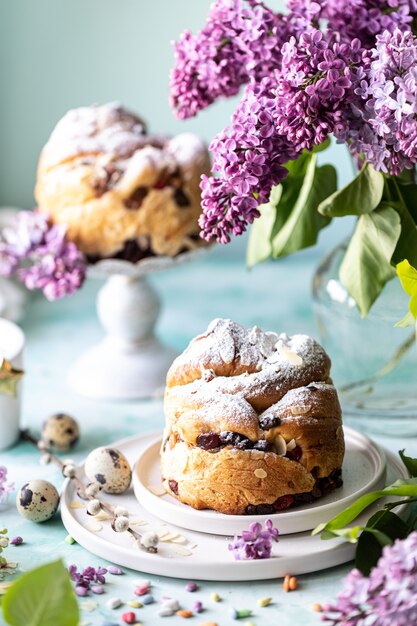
[0,318,25,450]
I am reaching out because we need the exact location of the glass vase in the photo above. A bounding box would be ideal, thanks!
[312,243,417,436]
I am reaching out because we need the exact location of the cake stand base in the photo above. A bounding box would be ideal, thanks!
[67,250,206,400]
[68,336,176,400]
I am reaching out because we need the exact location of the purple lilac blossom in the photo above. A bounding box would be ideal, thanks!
[199,77,298,242]
[68,565,107,590]
[170,0,293,120]
[340,29,417,174]
[0,211,86,300]
[199,29,365,242]
[0,466,14,504]
[289,0,417,47]
[274,30,364,150]
[321,531,417,626]
[325,0,416,48]
[228,519,279,560]
[172,0,417,244]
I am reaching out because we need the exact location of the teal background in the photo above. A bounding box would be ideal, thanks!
[0,0,352,225]
[0,4,412,625]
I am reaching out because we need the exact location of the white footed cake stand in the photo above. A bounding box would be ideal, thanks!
[68,250,203,400]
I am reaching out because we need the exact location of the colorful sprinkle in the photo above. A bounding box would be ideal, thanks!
[231,608,252,619]
[311,603,323,612]
[127,601,142,608]
[193,600,203,613]
[210,592,221,602]
[100,622,119,626]
[134,585,150,596]
[158,607,175,617]
[106,597,122,609]
[75,586,89,597]
[64,535,76,545]
[141,593,154,605]
[283,574,298,592]
[198,622,218,626]
[185,581,198,592]
[10,536,23,546]
[162,598,180,611]
[177,610,193,618]
[121,612,136,624]
[108,565,124,575]
[257,596,272,607]
[91,585,105,595]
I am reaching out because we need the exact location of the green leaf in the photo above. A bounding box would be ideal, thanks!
[311,137,331,154]
[396,259,417,322]
[312,477,417,537]
[397,259,417,298]
[391,204,417,268]
[246,186,282,267]
[399,449,417,477]
[2,559,79,626]
[320,525,392,547]
[318,163,384,217]
[247,151,336,266]
[355,510,408,575]
[339,205,401,317]
[395,310,416,328]
[271,154,336,257]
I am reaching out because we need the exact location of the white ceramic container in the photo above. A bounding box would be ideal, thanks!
[0,318,25,449]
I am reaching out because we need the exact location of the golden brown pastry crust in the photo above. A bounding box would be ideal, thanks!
[35,102,210,258]
[161,319,344,515]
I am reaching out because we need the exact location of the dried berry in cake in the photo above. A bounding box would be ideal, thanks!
[35,102,211,261]
[160,319,345,515]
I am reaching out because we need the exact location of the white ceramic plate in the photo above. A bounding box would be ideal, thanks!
[133,426,386,536]
[61,430,407,581]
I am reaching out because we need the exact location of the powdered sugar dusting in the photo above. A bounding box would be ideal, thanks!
[165,383,259,440]
[165,319,339,441]
[42,102,147,168]
[40,103,210,186]
[169,319,330,390]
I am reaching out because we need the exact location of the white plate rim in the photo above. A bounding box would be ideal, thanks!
[133,426,386,536]
[60,429,408,581]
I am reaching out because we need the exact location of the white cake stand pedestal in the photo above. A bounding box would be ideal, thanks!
[68,251,202,400]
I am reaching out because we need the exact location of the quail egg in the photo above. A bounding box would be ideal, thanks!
[41,413,80,451]
[84,447,132,494]
[16,480,60,523]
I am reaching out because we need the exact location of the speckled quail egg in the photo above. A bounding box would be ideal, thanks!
[84,447,132,494]
[16,480,60,523]
[41,413,80,451]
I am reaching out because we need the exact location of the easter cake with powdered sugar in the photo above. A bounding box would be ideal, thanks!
[35,102,210,262]
[161,319,344,515]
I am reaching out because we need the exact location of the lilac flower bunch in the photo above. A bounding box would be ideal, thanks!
[321,531,417,625]
[228,519,279,560]
[342,28,417,174]
[321,0,417,48]
[170,0,293,120]
[68,564,107,596]
[0,211,87,300]
[171,0,417,245]
[199,26,366,242]
[0,466,14,506]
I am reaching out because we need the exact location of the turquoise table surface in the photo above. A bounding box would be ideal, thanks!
[1,245,416,626]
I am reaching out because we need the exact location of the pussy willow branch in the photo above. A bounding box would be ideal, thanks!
[20,429,156,553]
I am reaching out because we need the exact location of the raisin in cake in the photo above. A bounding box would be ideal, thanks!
[161,319,344,515]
